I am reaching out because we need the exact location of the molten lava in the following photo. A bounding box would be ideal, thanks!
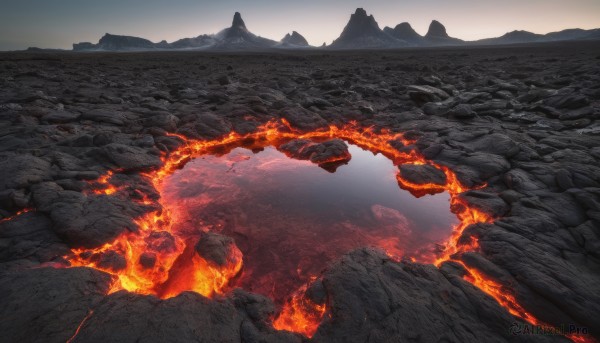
[273,284,327,337]
[58,119,586,341]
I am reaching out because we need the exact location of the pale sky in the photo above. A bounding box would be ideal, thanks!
[1,0,599,50]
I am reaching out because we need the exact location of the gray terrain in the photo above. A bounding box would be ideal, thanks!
[0,42,599,342]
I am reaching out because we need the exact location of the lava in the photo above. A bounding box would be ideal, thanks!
[56,119,587,341]
[273,284,327,338]
[0,208,33,223]
[66,309,94,343]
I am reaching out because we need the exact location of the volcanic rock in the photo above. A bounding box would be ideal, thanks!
[448,103,476,119]
[42,110,81,123]
[81,108,126,125]
[279,139,351,166]
[2,42,600,343]
[31,182,149,249]
[0,267,112,343]
[330,8,403,49]
[407,85,450,104]
[312,248,540,342]
[398,163,447,186]
[0,211,69,266]
[65,290,301,342]
[458,190,509,218]
[195,232,239,267]
[102,143,162,172]
[0,154,52,192]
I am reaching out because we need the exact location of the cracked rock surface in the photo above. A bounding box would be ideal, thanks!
[1,42,599,342]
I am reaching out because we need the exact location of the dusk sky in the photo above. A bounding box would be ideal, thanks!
[1,0,600,50]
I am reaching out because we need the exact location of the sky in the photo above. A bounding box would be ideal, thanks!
[1,0,600,50]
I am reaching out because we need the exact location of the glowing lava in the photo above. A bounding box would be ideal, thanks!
[58,119,586,341]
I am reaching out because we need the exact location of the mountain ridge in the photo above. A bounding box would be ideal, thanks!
[71,9,600,51]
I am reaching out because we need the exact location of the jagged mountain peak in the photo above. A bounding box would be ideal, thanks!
[231,12,247,30]
[331,8,402,48]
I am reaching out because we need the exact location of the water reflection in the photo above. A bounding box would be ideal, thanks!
[162,143,458,303]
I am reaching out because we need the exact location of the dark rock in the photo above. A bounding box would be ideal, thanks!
[69,290,299,342]
[468,133,520,157]
[559,107,593,121]
[0,154,52,191]
[102,143,162,171]
[448,103,476,119]
[313,248,536,343]
[81,109,126,125]
[280,107,327,131]
[142,113,179,131]
[0,267,112,343]
[544,93,589,110]
[398,163,447,186]
[555,169,575,190]
[32,182,146,248]
[279,139,351,165]
[42,110,81,123]
[458,190,510,218]
[89,250,127,271]
[195,232,239,267]
[0,211,69,265]
[139,252,157,269]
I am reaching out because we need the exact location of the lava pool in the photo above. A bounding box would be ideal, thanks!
[161,141,458,304]
[66,121,488,337]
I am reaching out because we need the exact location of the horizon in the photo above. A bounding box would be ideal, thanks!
[1,0,600,51]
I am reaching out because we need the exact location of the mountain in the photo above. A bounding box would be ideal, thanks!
[329,8,404,49]
[474,28,600,45]
[424,20,463,45]
[168,35,217,49]
[74,33,158,51]
[280,31,310,47]
[212,12,277,49]
[73,12,278,51]
[383,22,424,45]
[71,9,600,51]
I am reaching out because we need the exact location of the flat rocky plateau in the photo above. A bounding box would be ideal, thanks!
[0,41,599,343]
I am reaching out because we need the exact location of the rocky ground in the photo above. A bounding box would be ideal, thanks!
[1,41,599,342]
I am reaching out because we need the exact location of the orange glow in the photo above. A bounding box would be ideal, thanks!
[66,309,94,343]
[57,119,583,341]
[273,284,327,338]
[0,208,32,223]
[460,261,539,325]
[89,170,120,195]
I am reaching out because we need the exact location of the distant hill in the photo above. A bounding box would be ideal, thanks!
[71,8,600,51]
[474,28,600,45]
